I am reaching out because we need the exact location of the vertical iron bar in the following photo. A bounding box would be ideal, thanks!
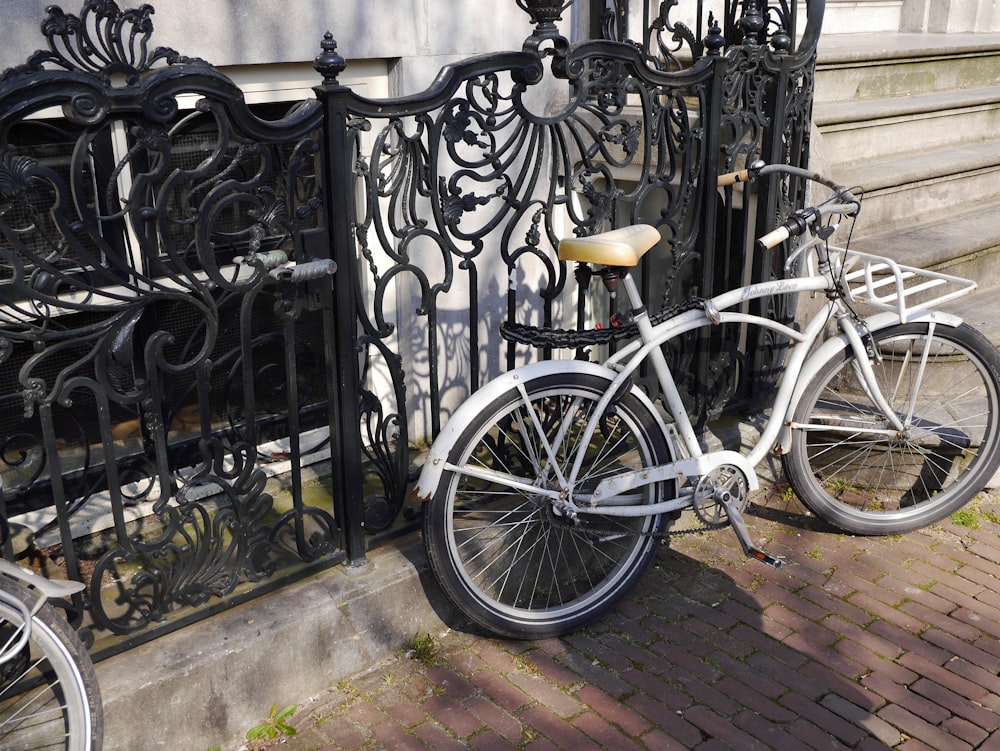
[143,341,174,509]
[0,491,9,560]
[749,36,814,403]
[693,28,727,421]
[283,312,309,552]
[39,403,83,590]
[95,389,131,548]
[239,290,261,448]
[466,262,481,392]
[314,37,368,568]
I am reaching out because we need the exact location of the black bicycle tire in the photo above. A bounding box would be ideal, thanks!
[0,575,103,751]
[783,322,1000,534]
[423,371,674,638]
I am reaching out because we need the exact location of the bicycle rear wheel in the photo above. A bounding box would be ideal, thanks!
[784,322,1000,534]
[423,372,674,638]
[0,575,103,751]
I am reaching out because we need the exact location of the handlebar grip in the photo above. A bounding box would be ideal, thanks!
[756,212,811,252]
[756,225,791,251]
[718,169,751,187]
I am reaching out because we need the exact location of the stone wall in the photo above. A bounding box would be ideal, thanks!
[0,0,577,95]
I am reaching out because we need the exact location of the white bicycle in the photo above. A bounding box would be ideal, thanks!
[0,552,103,750]
[414,161,1000,638]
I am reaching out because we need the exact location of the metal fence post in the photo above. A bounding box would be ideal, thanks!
[746,8,823,403]
[313,35,368,568]
[691,23,729,422]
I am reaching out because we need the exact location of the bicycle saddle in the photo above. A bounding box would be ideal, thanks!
[558,224,661,267]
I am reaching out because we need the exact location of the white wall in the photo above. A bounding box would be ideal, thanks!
[820,0,905,34]
[820,0,1000,34]
[0,0,567,95]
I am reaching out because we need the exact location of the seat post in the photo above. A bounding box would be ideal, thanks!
[620,270,646,313]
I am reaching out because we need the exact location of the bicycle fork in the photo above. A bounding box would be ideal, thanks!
[837,311,911,433]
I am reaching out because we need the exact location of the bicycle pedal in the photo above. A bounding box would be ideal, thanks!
[718,495,783,569]
[745,546,783,569]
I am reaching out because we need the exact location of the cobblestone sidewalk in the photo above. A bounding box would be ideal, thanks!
[243,491,1000,751]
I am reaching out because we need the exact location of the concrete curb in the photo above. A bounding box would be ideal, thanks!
[95,535,456,751]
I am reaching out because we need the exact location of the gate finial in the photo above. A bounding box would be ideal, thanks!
[516,0,573,37]
[314,33,346,86]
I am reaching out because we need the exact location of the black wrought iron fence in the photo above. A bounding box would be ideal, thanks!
[0,0,822,656]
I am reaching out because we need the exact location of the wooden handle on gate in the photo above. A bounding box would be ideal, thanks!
[717,169,752,187]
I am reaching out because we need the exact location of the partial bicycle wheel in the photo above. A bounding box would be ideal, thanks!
[0,575,103,751]
[784,322,1000,534]
[423,371,674,638]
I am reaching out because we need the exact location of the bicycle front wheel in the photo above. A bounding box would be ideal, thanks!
[0,575,103,751]
[784,322,1000,534]
[423,372,674,638]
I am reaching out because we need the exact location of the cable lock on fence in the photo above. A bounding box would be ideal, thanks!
[501,297,708,349]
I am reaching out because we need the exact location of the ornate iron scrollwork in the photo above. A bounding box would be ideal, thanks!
[90,438,272,634]
[0,0,823,649]
[645,1,705,70]
[0,0,348,641]
[6,2,177,82]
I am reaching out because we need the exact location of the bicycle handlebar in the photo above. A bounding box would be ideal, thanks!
[717,161,861,251]
[717,168,754,187]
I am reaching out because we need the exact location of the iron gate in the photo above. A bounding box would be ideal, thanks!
[0,0,823,656]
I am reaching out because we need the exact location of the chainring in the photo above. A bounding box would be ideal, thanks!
[566,464,753,541]
[692,465,750,527]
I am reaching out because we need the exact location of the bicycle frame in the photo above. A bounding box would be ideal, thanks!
[577,276,830,509]
[569,246,969,514]
[413,236,971,532]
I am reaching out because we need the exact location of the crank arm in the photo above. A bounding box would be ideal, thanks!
[719,496,782,569]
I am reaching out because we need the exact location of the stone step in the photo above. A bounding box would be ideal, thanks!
[815,32,1000,105]
[95,535,458,751]
[815,86,1000,164]
[844,197,1000,324]
[849,197,1000,278]
[811,33,1000,243]
[829,140,1000,238]
[939,288,1000,348]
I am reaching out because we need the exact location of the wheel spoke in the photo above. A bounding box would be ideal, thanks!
[0,577,100,751]
[786,324,1000,534]
[425,373,674,637]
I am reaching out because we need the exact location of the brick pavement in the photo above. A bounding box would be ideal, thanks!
[242,490,1000,751]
